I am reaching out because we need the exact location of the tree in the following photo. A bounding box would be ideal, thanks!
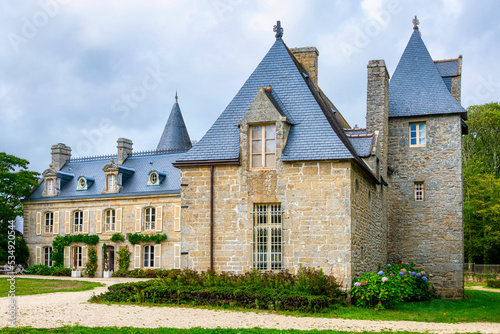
[463,103,500,264]
[0,153,40,264]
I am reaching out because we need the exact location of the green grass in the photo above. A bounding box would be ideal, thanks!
[0,278,103,297]
[465,281,486,287]
[0,327,451,334]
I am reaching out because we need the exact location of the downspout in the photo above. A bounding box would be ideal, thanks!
[210,165,214,271]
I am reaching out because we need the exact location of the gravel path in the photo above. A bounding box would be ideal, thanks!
[1,275,500,333]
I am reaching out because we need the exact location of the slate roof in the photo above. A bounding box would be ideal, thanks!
[389,30,466,118]
[345,129,367,136]
[435,60,459,77]
[177,38,355,163]
[157,97,192,151]
[348,136,373,158]
[26,152,184,201]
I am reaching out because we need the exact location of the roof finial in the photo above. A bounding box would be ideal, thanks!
[273,20,283,39]
[175,91,178,103]
[412,15,420,31]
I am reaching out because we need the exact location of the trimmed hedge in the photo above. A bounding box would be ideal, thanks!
[26,264,71,276]
[486,279,500,288]
[93,268,346,313]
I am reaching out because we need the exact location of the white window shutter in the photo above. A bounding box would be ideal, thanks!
[116,208,122,232]
[83,210,89,233]
[174,204,181,232]
[36,212,41,235]
[154,244,161,269]
[134,244,141,269]
[82,246,88,267]
[53,211,60,235]
[96,209,102,234]
[65,211,71,235]
[174,243,181,269]
[155,206,163,232]
[35,246,41,265]
[64,246,70,268]
[135,207,142,232]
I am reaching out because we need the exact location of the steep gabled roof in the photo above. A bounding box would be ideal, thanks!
[389,30,466,118]
[177,38,355,163]
[157,96,192,152]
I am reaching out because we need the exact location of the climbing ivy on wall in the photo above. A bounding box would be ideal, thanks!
[128,233,167,245]
[51,235,100,267]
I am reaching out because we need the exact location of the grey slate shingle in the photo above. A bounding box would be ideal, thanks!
[435,60,458,77]
[178,39,354,162]
[389,31,465,118]
[348,137,373,158]
[157,99,192,151]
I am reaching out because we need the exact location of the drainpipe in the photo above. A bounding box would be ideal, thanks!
[210,165,214,271]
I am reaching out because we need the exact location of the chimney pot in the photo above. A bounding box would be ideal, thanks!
[117,138,133,164]
[51,143,71,170]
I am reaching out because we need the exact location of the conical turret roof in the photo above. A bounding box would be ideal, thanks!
[156,94,192,152]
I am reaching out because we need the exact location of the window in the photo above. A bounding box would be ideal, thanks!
[44,212,54,233]
[74,246,82,268]
[74,211,83,232]
[144,245,155,268]
[77,177,87,190]
[43,247,52,266]
[46,179,54,195]
[149,172,159,185]
[105,209,116,232]
[144,207,156,230]
[410,123,426,147]
[252,204,282,270]
[107,174,116,191]
[414,182,424,201]
[251,125,276,169]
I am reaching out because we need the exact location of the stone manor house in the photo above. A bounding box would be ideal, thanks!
[23,20,467,297]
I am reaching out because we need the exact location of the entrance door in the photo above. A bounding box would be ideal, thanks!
[107,246,115,271]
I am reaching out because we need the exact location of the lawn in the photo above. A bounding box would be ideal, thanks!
[0,277,103,297]
[0,327,437,334]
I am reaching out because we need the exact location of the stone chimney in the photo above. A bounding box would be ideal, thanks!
[117,138,133,164]
[290,47,319,87]
[366,60,389,179]
[51,143,71,170]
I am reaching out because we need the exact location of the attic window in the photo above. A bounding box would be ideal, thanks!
[250,125,276,169]
[77,177,87,190]
[148,171,159,186]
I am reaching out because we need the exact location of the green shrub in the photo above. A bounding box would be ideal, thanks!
[93,268,346,313]
[110,233,124,242]
[115,247,131,274]
[128,233,167,245]
[85,248,98,277]
[351,262,435,309]
[486,279,500,288]
[26,264,71,276]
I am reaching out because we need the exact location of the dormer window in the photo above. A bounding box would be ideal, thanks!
[150,172,158,185]
[47,179,54,194]
[107,174,116,191]
[250,124,276,169]
[147,170,165,186]
[77,177,87,190]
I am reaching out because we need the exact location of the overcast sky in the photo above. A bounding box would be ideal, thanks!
[1,0,499,174]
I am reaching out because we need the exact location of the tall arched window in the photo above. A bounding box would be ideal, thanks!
[144,207,156,230]
[74,211,83,232]
[105,209,116,232]
[44,212,54,233]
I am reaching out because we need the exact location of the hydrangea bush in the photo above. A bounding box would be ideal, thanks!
[351,262,435,309]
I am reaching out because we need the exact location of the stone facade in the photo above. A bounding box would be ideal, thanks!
[386,114,464,298]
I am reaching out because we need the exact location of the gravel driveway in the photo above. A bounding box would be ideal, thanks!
[1,275,500,333]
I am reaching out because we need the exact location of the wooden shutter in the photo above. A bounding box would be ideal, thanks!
[134,244,141,269]
[82,246,88,267]
[35,246,41,265]
[174,204,181,232]
[65,211,71,235]
[116,208,122,232]
[53,211,60,235]
[36,212,41,235]
[73,246,77,268]
[135,207,142,232]
[154,244,161,269]
[155,206,163,232]
[96,209,102,234]
[83,210,89,233]
[64,246,70,267]
[174,243,181,269]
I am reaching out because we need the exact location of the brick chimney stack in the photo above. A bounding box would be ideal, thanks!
[51,143,71,170]
[366,59,390,179]
[117,138,133,164]
[290,47,319,88]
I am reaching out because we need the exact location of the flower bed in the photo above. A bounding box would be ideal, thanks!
[351,262,435,309]
[26,264,71,276]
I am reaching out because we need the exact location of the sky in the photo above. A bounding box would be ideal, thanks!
[1,0,499,174]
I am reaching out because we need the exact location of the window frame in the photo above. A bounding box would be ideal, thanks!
[250,124,276,170]
[43,246,52,266]
[74,210,83,233]
[75,246,83,268]
[144,207,156,231]
[107,174,116,191]
[414,182,424,201]
[143,245,155,268]
[44,212,54,233]
[104,209,116,232]
[252,203,283,270]
[409,122,426,147]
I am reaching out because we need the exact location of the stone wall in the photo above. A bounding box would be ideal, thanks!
[23,193,180,276]
[387,114,464,298]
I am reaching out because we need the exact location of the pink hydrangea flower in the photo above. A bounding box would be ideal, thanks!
[382,277,388,282]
